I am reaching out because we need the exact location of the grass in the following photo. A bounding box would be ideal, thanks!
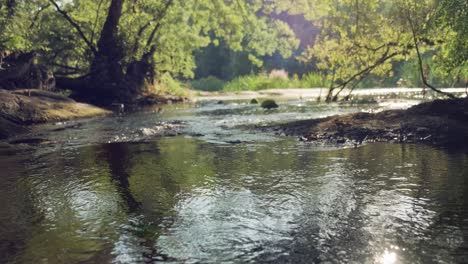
[190,76,225,91]
[189,72,329,92]
[149,73,190,97]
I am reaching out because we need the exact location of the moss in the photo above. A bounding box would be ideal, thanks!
[42,102,110,122]
[250,98,259,104]
[0,89,111,139]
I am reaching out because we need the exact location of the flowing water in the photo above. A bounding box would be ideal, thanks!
[1,91,468,263]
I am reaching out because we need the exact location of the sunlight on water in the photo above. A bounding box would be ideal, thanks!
[378,249,397,264]
[1,95,468,263]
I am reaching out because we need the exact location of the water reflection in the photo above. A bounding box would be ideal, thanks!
[378,249,397,264]
[99,143,141,212]
[0,138,468,263]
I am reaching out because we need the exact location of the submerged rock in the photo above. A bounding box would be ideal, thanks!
[250,98,259,104]
[138,121,186,137]
[261,99,279,109]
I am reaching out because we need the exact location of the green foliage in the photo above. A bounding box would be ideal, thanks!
[2,0,302,89]
[190,76,225,91]
[299,0,468,94]
[0,0,48,51]
[194,41,253,80]
[434,0,468,69]
[2,0,466,98]
[222,72,327,91]
[223,75,287,91]
[302,72,329,88]
[152,72,189,97]
[300,0,408,91]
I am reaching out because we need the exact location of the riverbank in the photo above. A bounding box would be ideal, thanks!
[0,89,111,139]
[262,98,468,146]
[192,87,467,102]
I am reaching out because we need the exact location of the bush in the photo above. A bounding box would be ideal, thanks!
[152,73,189,97]
[190,76,225,91]
[223,72,328,91]
[301,72,329,88]
[224,75,293,91]
[268,69,289,79]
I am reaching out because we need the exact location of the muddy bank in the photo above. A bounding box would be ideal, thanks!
[0,89,111,139]
[262,98,468,146]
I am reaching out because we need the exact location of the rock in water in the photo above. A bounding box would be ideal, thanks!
[250,98,259,104]
[261,99,279,109]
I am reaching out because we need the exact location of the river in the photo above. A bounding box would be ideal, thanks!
[1,89,467,263]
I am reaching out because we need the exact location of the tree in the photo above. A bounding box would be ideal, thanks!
[300,0,467,101]
[1,0,300,104]
[300,0,409,101]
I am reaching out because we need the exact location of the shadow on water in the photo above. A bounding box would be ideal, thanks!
[1,94,468,263]
[98,142,142,213]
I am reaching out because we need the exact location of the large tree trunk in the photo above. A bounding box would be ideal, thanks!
[92,0,124,78]
[59,0,153,105]
[54,0,168,106]
[56,0,128,105]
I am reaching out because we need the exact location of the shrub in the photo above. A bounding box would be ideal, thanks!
[301,72,329,88]
[152,73,188,97]
[224,75,291,91]
[223,72,328,91]
[268,69,289,79]
[190,76,225,91]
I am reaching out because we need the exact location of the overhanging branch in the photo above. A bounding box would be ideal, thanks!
[407,14,456,99]
[143,0,174,60]
[49,0,98,56]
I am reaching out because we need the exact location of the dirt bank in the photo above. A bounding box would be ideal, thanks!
[0,89,111,139]
[262,98,468,146]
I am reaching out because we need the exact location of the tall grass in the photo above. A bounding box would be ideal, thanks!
[224,75,285,91]
[301,72,329,88]
[147,72,189,97]
[188,71,329,92]
[223,72,327,91]
[190,76,225,91]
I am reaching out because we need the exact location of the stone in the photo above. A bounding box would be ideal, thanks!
[261,99,279,109]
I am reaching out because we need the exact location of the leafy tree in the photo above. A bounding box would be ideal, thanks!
[6,0,299,104]
[432,0,468,87]
[300,0,467,101]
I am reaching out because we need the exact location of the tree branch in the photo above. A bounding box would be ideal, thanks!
[29,4,50,30]
[327,45,402,101]
[49,0,98,56]
[131,21,152,56]
[144,0,174,52]
[408,14,456,99]
[90,0,105,45]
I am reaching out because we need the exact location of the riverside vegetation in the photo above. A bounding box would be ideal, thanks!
[0,0,467,143]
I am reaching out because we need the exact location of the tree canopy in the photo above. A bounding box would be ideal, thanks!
[299,0,467,100]
[0,0,466,103]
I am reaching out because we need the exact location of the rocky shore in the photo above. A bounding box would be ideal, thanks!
[262,98,468,146]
